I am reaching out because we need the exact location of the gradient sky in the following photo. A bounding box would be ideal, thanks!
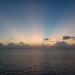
[0,0,75,46]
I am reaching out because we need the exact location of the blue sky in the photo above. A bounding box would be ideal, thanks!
[0,0,75,45]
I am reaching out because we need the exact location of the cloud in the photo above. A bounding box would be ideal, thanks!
[54,41,69,48]
[7,43,16,47]
[19,42,25,46]
[0,43,4,47]
[19,42,30,47]
[63,36,75,40]
[44,38,49,41]
[63,36,71,40]
[26,44,30,46]
[10,38,13,40]
[10,38,15,41]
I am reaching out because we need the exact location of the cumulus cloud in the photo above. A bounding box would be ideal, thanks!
[54,41,69,48]
[44,38,49,41]
[63,36,75,40]
[26,44,30,46]
[18,42,30,47]
[6,42,31,48]
[7,43,16,47]
[19,42,25,46]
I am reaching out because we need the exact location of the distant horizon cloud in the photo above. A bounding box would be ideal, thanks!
[63,36,75,40]
[26,44,30,46]
[0,43,4,47]
[0,41,75,49]
[6,42,30,48]
[7,43,16,47]
[54,41,69,48]
[19,42,25,46]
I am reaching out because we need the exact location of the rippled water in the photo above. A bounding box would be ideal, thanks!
[0,49,75,75]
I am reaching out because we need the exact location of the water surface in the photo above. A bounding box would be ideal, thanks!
[0,49,75,75]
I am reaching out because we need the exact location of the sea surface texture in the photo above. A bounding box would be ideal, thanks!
[0,49,75,75]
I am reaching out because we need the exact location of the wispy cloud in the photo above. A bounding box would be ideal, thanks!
[9,38,15,41]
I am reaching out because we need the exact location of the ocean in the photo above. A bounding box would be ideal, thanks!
[0,49,75,75]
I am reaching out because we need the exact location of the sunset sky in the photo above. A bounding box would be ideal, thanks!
[0,0,75,46]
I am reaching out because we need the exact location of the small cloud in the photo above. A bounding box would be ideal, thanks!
[44,38,49,41]
[10,38,13,40]
[9,38,15,41]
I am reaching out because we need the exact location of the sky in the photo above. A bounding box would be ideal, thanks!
[0,0,75,46]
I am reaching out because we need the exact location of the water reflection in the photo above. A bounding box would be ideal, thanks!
[0,49,75,75]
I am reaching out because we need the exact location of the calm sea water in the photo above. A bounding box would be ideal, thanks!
[0,49,75,75]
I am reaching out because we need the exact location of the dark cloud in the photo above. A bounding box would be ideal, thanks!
[63,36,71,40]
[54,41,69,48]
[6,42,31,48]
[44,38,49,41]
[7,43,16,47]
[63,36,75,40]
[26,44,30,46]
[19,42,25,46]
[19,42,30,47]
